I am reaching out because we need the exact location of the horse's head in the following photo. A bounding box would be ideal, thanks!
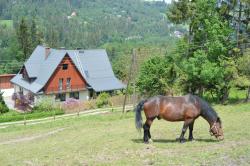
[210,117,224,140]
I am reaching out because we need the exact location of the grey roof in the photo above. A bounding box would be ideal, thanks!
[11,46,125,93]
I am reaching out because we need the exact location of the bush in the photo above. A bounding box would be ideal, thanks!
[96,93,111,108]
[33,97,57,112]
[62,98,81,113]
[0,103,9,114]
[12,92,34,111]
[0,92,9,114]
[83,100,96,110]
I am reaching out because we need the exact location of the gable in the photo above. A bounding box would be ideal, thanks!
[43,54,87,94]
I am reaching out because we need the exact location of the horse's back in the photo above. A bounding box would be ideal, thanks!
[143,95,201,121]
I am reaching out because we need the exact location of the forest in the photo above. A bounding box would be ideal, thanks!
[0,0,178,74]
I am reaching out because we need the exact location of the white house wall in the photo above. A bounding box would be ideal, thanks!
[35,90,89,103]
[79,90,89,100]
[14,84,30,96]
[14,84,89,103]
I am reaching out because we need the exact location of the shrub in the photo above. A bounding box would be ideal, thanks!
[62,98,81,113]
[13,93,33,111]
[33,97,59,112]
[0,92,9,114]
[83,100,96,110]
[96,92,111,108]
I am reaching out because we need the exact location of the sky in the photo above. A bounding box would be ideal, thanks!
[144,0,172,4]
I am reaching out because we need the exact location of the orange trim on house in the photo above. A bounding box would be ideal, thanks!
[44,54,87,94]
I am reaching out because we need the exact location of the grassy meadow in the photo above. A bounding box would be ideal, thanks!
[0,103,250,165]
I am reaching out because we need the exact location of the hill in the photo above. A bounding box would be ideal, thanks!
[0,0,171,49]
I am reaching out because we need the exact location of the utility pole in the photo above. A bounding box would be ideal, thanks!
[122,49,136,113]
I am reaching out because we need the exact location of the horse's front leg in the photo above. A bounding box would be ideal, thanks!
[178,119,193,143]
[188,121,195,141]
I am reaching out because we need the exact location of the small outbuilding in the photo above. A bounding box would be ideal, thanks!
[0,74,15,90]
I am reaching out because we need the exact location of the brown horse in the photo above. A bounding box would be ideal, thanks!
[135,94,224,143]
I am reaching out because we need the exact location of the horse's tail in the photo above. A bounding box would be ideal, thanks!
[134,99,147,131]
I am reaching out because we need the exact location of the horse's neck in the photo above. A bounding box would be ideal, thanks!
[200,111,216,127]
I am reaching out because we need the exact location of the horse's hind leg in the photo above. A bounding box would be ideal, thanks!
[188,121,194,141]
[143,118,154,144]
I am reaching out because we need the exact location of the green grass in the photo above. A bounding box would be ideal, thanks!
[204,88,248,104]
[0,20,13,28]
[0,103,249,165]
[0,109,64,123]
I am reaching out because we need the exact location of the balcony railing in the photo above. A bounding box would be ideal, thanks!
[45,84,85,94]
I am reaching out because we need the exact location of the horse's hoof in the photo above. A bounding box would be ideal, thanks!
[177,138,186,143]
[188,138,195,142]
[180,140,186,143]
[144,141,149,144]
[148,139,153,143]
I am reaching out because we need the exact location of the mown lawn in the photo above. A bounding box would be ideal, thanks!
[0,20,13,28]
[0,103,249,165]
[0,109,64,123]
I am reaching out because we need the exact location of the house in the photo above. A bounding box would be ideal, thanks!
[11,46,125,102]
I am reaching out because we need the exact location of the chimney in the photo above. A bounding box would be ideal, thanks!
[45,47,50,59]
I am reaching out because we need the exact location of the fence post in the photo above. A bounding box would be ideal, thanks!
[122,49,136,113]
[23,111,26,125]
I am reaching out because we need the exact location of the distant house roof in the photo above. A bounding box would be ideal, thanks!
[11,46,125,93]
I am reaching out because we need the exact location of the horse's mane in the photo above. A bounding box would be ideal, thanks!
[191,95,220,123]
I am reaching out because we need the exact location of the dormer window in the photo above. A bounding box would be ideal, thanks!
[84,70,89,78]
[62,64,68,70]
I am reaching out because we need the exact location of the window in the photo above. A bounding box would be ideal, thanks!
[55,93,66,101]
[66,78,71,89]
[70,92,79,99]
[59,78,63,91]
[84,70,89,77]
[62,64,68,70]
[19,87,23,95]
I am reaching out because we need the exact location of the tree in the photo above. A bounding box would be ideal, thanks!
[218,0,250,51]
[236,49,250,101]
[16,18,32,60]
[47,28,59,48]
[136,56,177,97]
[0,91,9,114]
[167,0,236,103]
[30,19,43,49]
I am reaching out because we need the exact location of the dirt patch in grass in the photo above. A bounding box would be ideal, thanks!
[0,128,67,145]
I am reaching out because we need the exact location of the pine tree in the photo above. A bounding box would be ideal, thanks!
[30,18,44,49]
[0,91,9,113]
[16,18,32,60]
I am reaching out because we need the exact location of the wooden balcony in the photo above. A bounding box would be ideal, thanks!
[45,85,86,94]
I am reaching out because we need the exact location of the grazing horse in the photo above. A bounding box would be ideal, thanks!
[135,94,224,143]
